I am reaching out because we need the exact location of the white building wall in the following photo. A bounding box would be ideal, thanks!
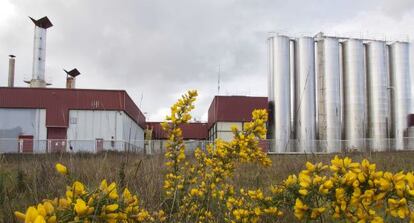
[0,108,47,153]
[123,114,145,149]
[67,110,144,152]
[216,132,236,141]
[217,122,243,131]
[210,122,243,141]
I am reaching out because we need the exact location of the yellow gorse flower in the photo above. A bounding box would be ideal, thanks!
[74,199,88,216]
[55,163,67,175]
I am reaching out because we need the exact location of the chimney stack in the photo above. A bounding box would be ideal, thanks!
[8,55,15,87]
[27,16,53,88]
[66,76,75,88]
[64,68,81,89]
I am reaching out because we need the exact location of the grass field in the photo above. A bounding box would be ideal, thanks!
[2,151,414,222]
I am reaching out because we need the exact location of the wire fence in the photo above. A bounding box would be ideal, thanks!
[0,138,213,155]
[1,138,414,154]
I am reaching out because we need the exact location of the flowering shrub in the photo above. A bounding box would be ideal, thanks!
[14,90,414,222]
[280,157,414,223]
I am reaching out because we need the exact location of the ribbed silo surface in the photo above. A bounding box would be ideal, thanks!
[294,37,316,152]
[268,35,291,153]
[317,37,341,153]
[342,39,367,151]
[267,37,275,147]
[389,42,411,150]
[366,41,390,151]
[267,33,413,153]
[268,37,274,106]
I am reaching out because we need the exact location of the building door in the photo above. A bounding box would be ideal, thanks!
[18,135,33,153]
[47,127,67,153]
[96,138,104,153]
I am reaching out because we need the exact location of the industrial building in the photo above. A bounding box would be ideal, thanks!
[268,33,414,153]
[0,87,146,153]
[207,96,268,141]
[146,96,268,142]
[145,122,208,153]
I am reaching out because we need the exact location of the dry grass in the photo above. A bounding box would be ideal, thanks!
[1,151,414,222]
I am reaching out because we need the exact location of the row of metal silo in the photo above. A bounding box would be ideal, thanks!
[268,34,412,153]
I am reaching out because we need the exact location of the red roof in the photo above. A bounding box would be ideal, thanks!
[208,96,268,129]
[0,87,146,128]
[146,122,208,140]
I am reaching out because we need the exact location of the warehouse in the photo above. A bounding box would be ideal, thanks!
[145,122,208,153]
[207,95,268,141]
[0,87,146,153]
[145,96,268,143]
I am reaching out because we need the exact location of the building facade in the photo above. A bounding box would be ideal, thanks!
[207,96,268,141]
[0,88,271,153]
[0,87,145,153]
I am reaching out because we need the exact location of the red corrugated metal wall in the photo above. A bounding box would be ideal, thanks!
[207,96,268,129]
[147,122,208,140]
[124,93,146,128]
[0,87,145,129]
[47,127,67,139]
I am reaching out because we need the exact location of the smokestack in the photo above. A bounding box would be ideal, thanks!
[64,68,80,89]
[66,77,75,88]
[8,55,15,87]
[28,16,53,88]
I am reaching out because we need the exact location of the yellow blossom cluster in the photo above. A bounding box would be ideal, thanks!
[159,91,275,222]
[15,163,165,223]
[160,90,199,219]
[270,156,414,222]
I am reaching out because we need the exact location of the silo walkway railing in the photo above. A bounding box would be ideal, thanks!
[1,138,414,154]
[263,138,414,154]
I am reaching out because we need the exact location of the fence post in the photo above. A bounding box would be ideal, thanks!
[19,139,23,153]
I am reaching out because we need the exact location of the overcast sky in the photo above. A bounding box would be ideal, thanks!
[1,0,414,121]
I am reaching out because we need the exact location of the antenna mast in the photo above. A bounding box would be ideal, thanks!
[217,64,221,95]
[139,93,144,108]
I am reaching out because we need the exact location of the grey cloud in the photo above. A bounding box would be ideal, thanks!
[381,0,414,18]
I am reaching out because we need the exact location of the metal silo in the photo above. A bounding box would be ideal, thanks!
[316,37,341,153]
[268,36,274,105]
[268,35,291,153]
[267,35,275,149]
[389,42,411,150]
[294,37,316,152]
[342,39,367,151]
[366,41,390,151]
